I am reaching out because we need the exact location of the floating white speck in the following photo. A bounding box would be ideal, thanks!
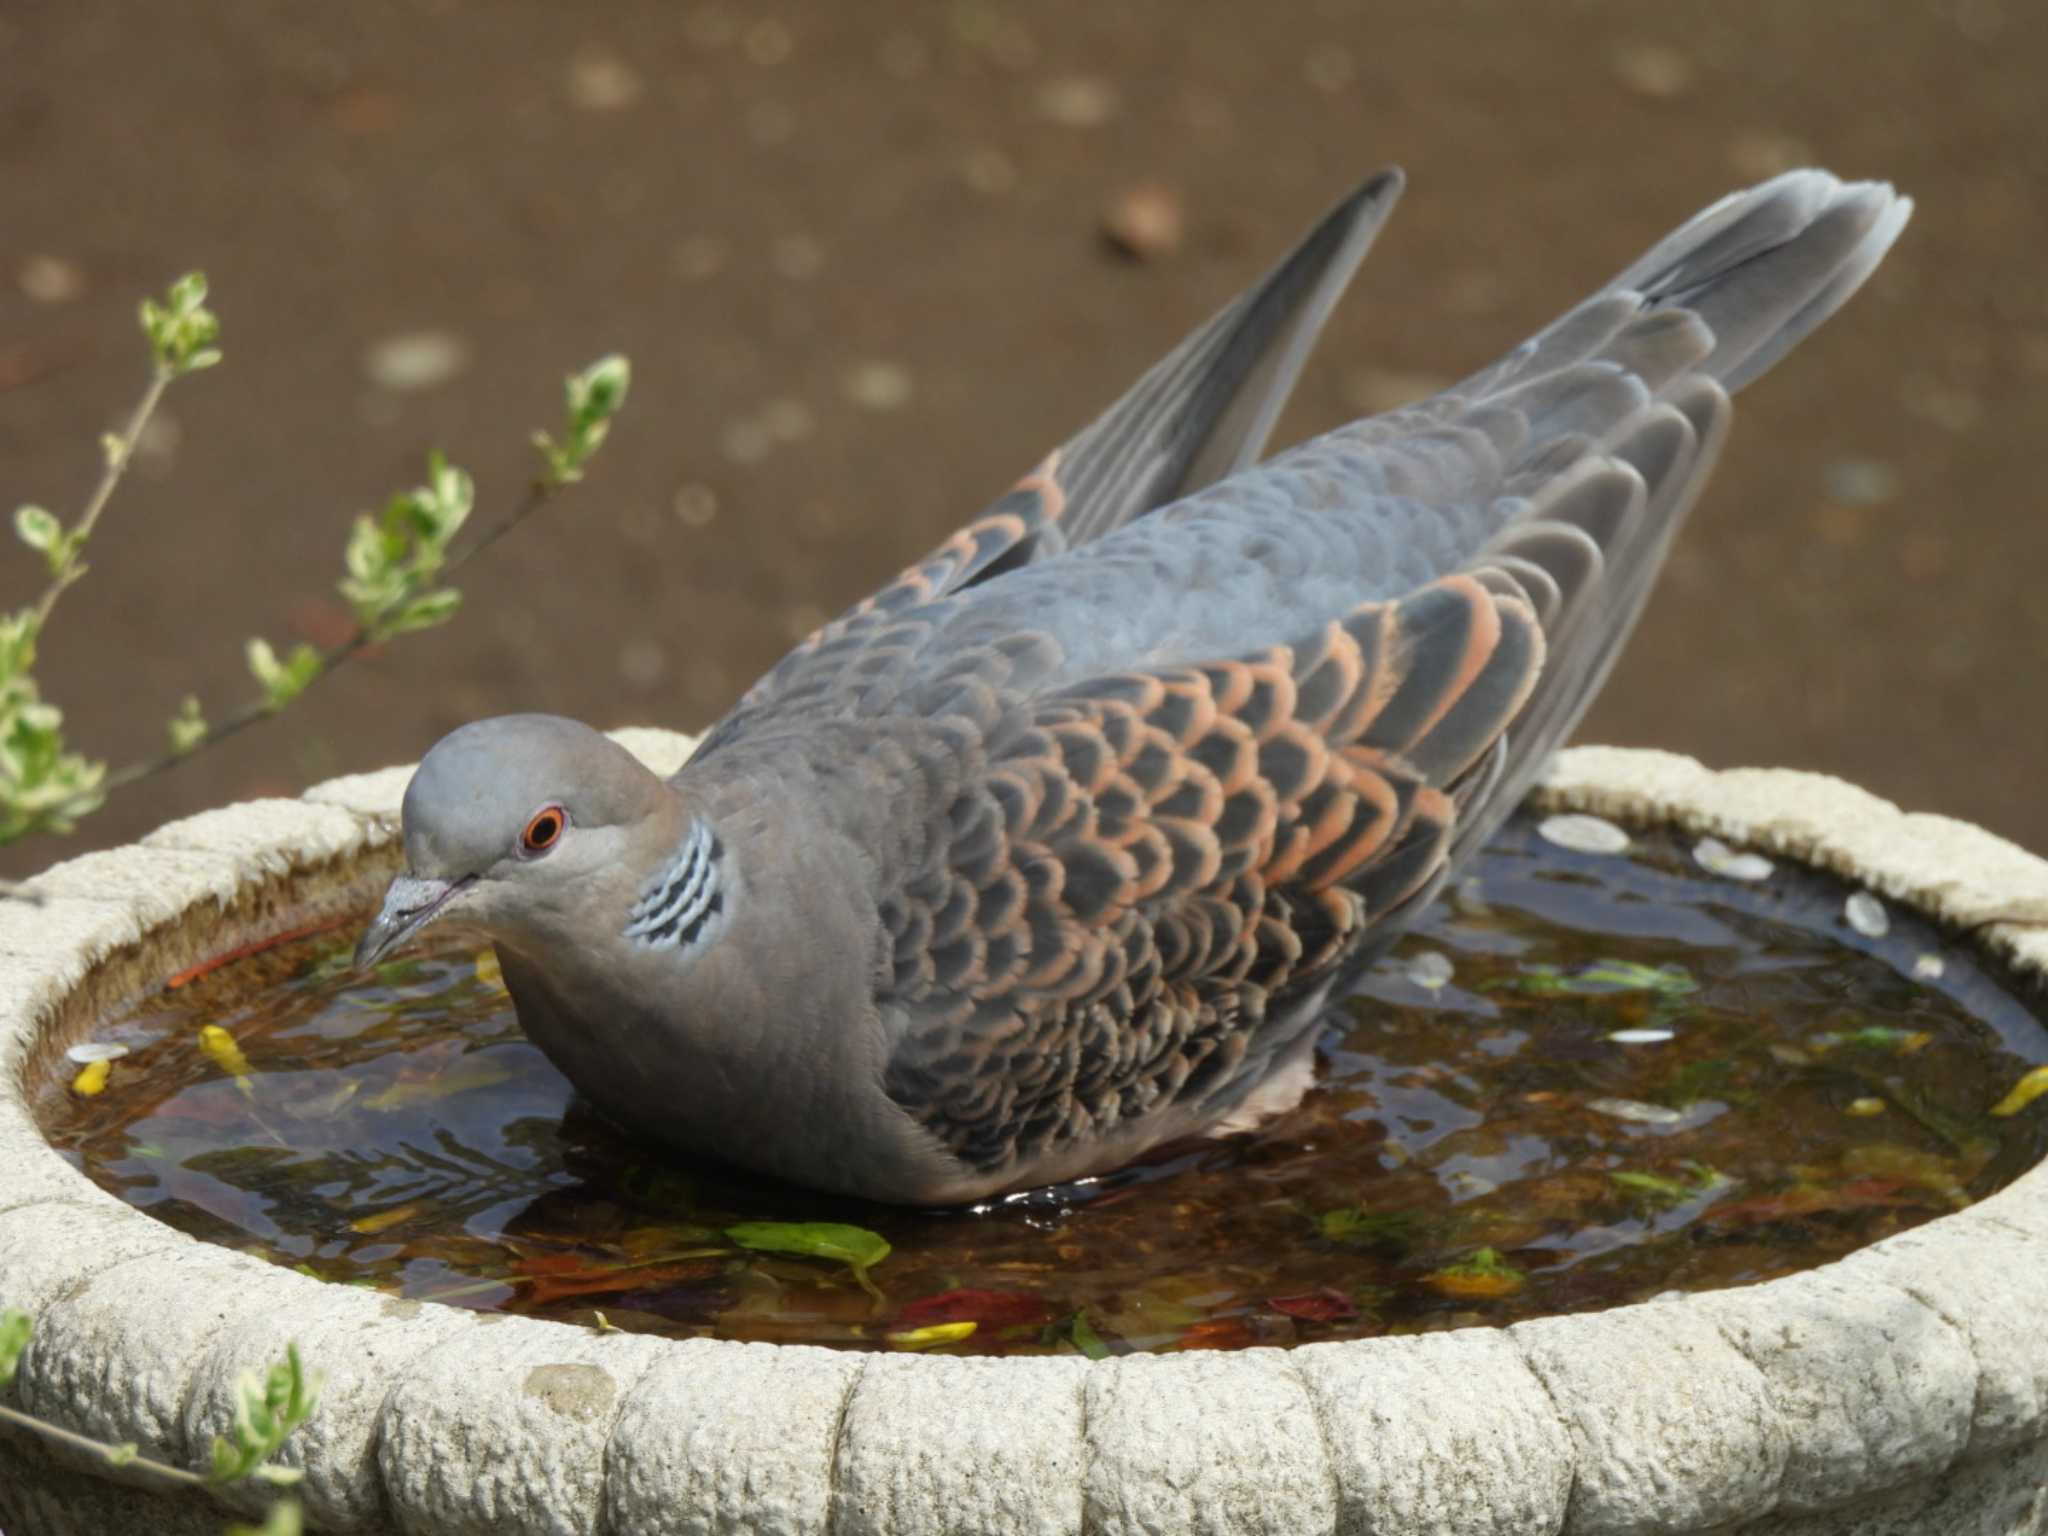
[66,1041,129,1064]
[842,360,913,412]
[1539,813,1630,855]
[1693,837,1774,882]
[363,330,469,392]
[1587,1096,1684,1125]
[1407,952,1454,991]
[1607,1028,1676,1045]
[1912,953,1946,981]
[1845,891,1890,938]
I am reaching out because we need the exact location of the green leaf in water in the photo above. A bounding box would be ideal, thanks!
[1572,959,1697,996]
[1489,958,1695,997]
[1069,1310,1111,1361]
[725,1221,891,1300]
[1810,1024,1935,1056]
[1316,1206,1416,1254]
[1610,1162,1728,1208]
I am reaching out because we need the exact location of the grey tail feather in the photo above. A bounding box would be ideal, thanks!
[1441,171,1909,857]
[1053,168,1406,546]
[1597,168,1913,394]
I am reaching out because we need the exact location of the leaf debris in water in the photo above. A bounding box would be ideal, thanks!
[727,1221,892,1300]
[1845,891,1890,938]
[71,1059,111,1096]
[1538,813,1630,855]
[1990,1065,2048,1118]
[1587,1097,1685,1125]
[886,1320,977,1351]
[1406,952,1454,991]
[1693,837,1774,882]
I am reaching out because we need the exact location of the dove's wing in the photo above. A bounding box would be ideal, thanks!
[694,172,1404,761]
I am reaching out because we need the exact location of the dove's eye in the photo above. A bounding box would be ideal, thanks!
[520,806,567,856]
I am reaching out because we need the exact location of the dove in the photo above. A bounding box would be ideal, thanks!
[357,167,1910,1204]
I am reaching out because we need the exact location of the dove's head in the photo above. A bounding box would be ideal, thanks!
[354,714,677,969]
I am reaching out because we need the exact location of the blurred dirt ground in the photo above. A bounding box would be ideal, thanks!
[3,0,2045,876]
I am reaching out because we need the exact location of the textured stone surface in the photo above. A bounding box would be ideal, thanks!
[141,796,382,875]
[1512,1300,1789,1534]
[19,842,248,931]
[377,1314,668,1536]
[15,1237,294,1475]
[607,724,700,778]
[1723,1437,2048,1536]
[0,891,144,996]
[0,1199,185,1324]
[606,1340,863,1536]
[1821,1216,2048,1456]
[0,1103,102,1215]
[1293,1328,1573,1536]
[1084,1351,1338,1536]
[184,1286,476,1531]
[834,1353,1086,1536]
[1692,1267,1976,1512]
[303,763,413,824]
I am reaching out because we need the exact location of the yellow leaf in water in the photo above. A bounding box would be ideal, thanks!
[885,1321,976,1351]
[1846,1098,1887,1117]
[71,1059,111,1096]
[362,1054,515,1112]
[198,1025,252,1079]
[474,948,504,990]
[1990,1065,2048,1118]
[351,1202,425,1235]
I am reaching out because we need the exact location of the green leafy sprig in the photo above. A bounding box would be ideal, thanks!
[0,261,630,848]
[0,1306,319,1532]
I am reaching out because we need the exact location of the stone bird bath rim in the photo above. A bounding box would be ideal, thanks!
[2,734,2048,1536]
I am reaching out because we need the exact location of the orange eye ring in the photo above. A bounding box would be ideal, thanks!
[520,806,566,856]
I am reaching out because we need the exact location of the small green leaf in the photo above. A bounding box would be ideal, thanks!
[725,1220,891,1296]
[384,588,461,637]
[102,1441,139,1467]
[0,1307,31,1387]
[13,505,60,556]
[167,695,207,754]
[1068,1310,1111,1361]
[140,270,222,376]
[245,638,322,710]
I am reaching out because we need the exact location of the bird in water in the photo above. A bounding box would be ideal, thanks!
[357,167,1909,1205]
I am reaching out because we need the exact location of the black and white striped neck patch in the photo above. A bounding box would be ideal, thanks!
[624,818,726,952]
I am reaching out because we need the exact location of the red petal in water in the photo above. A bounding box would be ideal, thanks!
[1175,1318,1257,1352]
[514,1251,722,1308]
[1266,1288,1357,1323]
[897,1287,1051,1330]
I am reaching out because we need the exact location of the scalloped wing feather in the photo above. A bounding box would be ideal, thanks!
[881,575,1542,1176]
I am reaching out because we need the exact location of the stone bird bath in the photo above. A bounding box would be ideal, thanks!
[4,734,2048,1536]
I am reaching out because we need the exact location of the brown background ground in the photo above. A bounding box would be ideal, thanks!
[3,0,2044,878]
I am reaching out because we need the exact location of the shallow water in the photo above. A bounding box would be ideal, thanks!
[36,814,2048,1357]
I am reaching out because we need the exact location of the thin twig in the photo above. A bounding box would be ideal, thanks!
[0,1400,207,1491]
[32,369,172,637]
[91,473,562,801]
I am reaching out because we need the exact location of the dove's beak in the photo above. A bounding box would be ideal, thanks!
[354,874,473,971]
